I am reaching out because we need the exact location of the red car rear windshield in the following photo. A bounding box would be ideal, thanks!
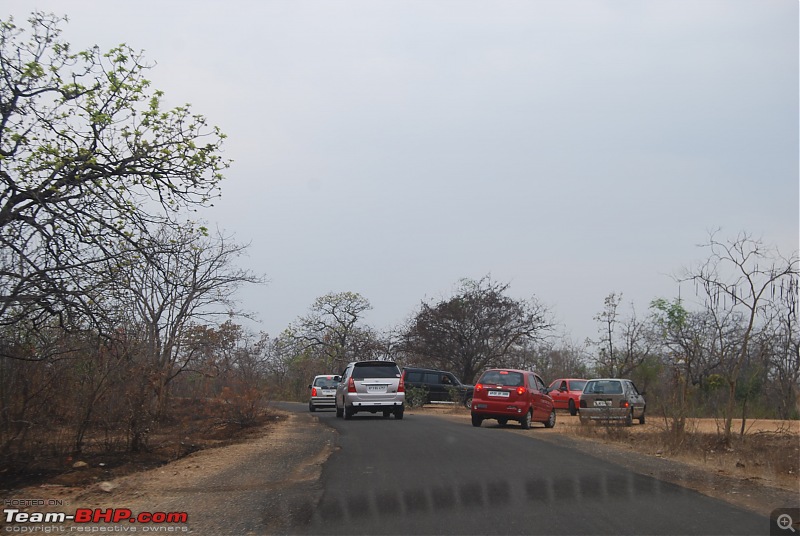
[570,380,587,391]
[479,371,524,387]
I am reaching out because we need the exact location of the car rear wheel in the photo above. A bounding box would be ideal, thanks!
[520,410,531,430]
[497,418,508,427]
[471,414,482,427]
[309,403,316,412]
[544,409,556,428]
[638,409,646,425]
[394,408,404,420]
[344,406,354,420]
[568,399,577,416]
[335,403,343,418]
[625,409,633,427]
[382,411,391,418]
[463,396,473,409]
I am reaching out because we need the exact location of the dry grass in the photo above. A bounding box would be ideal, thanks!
[1,399,282,491]
[557,414,800,491]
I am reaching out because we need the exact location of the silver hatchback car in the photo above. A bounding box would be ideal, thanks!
[308,374,340,412]
[335,360,405,420]
[579,378,646,426]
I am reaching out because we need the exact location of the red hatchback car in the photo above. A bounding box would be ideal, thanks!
[471,369,556,429]
[547,378,588,416]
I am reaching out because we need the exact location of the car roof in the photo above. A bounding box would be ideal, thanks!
[482,368,534,375]
[551,378,589,381]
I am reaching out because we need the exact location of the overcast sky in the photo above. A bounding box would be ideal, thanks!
[6,1,799,344]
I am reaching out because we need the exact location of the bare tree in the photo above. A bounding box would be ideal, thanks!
[682,231,798,442]
[505,338,590,381]
[760,272,800,419]
[592,292,622,376]
[592,294,656,379]
[111,224,263,449]
[292,292,379,372]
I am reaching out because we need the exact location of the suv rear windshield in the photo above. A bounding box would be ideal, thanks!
[351,362,400,379]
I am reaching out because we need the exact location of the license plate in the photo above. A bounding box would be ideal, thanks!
[488,391,509,398]
[321,390,334,396]
[594,400,609,407]
[367,385,386,393]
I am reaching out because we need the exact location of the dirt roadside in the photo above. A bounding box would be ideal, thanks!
[1,411,334,535]
[2,406,798,534]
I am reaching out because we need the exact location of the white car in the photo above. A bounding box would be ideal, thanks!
[308,374,340,411]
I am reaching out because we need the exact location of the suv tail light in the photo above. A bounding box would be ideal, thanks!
[516,386,526,396]
[311,387,318,397]
[475,383,484,392]
[620,400,630,408]
[398,373,405,393]
[348,377,356,393]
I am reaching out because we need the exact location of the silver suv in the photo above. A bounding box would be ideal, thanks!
[335,361,405,420]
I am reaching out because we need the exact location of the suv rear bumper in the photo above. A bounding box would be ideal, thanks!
[345,400,405,415]
[348,400,404,410]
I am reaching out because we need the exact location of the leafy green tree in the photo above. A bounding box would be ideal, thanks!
[0,13,229,333]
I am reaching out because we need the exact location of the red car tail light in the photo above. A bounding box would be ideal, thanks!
[475,383,484,392]
[620,400,630,408]
[398,374,405,393]
[311,387,318,397]
[348,377,356,393]
[516,386,526,396]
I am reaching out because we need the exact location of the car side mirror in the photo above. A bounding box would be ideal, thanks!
[308,384,312,389]
[334,375,341,382]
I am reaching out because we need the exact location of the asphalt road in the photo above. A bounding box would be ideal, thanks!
[275,402,768,536]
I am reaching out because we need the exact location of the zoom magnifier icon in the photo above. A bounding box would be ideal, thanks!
[778,514,796,533]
